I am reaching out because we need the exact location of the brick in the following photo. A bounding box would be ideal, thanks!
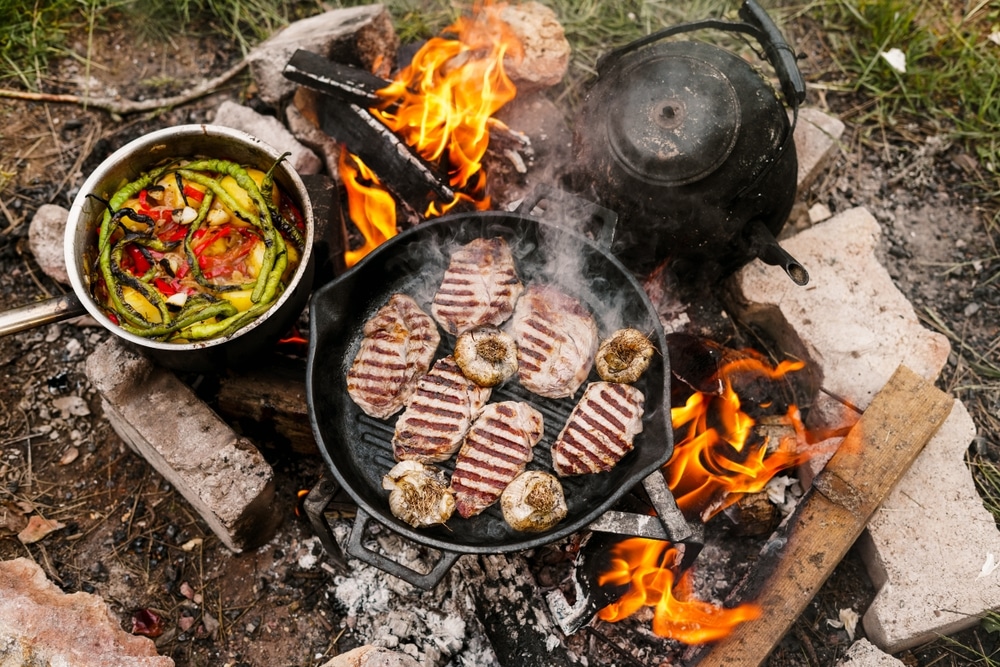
[793,106,846,194]
[85,337,280,552]
[727,206,951,430]
[859,399,1000,653]
[835,639,905,667]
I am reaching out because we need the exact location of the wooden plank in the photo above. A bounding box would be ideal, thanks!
[688,365,955,667]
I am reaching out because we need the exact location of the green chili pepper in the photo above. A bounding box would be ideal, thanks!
[120,299,238,339]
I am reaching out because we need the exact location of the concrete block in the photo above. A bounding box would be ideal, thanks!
[212,100,322,175]
[836,639,905,667]
[728,206,951,430]
[247,5,397,106]
[85,337,280,552]
[0,557,174,666]
[794,106,846,194]
[859,399,1000,653]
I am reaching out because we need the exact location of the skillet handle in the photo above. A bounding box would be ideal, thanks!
[515,185,618,250]
[346,506,461,590]
[0,293,87,337]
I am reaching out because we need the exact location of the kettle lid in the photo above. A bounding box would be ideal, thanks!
[606,49,741,187]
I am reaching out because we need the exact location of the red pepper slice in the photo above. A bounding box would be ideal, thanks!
[193,224,234,257]
[158,224,188,243]
[153,277,177,296]
[124,244,151,276]
[183,184,205,203]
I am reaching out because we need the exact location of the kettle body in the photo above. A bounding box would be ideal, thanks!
[571,0,808,285]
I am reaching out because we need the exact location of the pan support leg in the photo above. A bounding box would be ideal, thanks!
[302,476,351,574]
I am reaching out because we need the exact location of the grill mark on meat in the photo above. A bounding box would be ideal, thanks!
[508,285,599,399]
[553,382,645,476]
[450,401,544,518]
[392,356,491,463]
[347,294,440,420]
[432,237,524,335]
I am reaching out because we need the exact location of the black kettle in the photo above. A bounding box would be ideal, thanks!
[572,0,809,285]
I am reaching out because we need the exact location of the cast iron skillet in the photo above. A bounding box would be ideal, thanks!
[306,194,673,588]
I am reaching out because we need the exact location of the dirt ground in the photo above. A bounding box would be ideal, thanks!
[1,7,998,667]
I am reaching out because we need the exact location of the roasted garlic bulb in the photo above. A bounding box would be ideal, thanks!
[382,460,455,528]
[595,328,654,383]
[500,470,568,532]
[454,325,518,387]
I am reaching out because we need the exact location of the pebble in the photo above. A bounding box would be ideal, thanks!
[964,302,981,317]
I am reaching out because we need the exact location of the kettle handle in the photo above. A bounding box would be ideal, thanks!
[596,0,805,109]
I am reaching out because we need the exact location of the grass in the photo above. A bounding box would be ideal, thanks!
[804,0,1000,202]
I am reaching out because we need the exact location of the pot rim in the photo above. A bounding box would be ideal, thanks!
[64,124,315,352]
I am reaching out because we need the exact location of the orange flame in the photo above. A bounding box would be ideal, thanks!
[341,1,522,267]
[666,356,814,520]
[339,151,397,267]
[598,539,761,643]
[598,352,860,642]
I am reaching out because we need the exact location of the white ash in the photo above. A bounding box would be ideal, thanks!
[325,519,500,667]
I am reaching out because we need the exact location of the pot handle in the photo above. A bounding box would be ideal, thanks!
[0,293,88,337]
[596,0,805,109]
[515,185,618,250]
[346,506,462,590]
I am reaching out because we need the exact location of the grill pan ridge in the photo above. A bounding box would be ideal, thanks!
[306,210,674,561]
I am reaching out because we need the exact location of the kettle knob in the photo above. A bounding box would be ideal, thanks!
[606,52,741,187]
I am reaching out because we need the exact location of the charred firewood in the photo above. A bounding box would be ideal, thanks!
[283,49,388,107]
[456,553,582,667]
[321,100,455,210]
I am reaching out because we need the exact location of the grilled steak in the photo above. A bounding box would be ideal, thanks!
[450,401,544,518]
[392,356,492,463]
[508,284,599,399]
[347,293,441,419]
[552,381,644,476]
[431,237,524,335]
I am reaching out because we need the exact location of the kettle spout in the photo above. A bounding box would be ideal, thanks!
[746,220,809,286]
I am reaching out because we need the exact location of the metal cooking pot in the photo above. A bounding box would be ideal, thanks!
[572,0,809,285]
[306,191,700,589]
[0,125,315,371]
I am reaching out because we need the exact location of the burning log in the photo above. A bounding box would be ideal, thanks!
[685,365,955,667]
[284,48,388,107]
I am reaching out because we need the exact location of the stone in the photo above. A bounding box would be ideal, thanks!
[212,100,322,175]
[247,5,397,106]
[286,96,343,178]
[794,106,846,195]
[727,206,951,431]
[835,639,905,667]
[0,557,174,666]
[28,203,70,284]
[859,399,1000,653]
[85,337,280,552]
[319,645,421,667]
[499,2,571,90]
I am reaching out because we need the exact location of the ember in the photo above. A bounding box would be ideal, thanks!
[341,1,522,266]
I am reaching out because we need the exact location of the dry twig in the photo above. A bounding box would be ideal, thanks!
[0,59,248,116]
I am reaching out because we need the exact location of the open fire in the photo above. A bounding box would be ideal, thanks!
[594,345,858,642]
[310,0,854,652]
[340,1,521,267]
